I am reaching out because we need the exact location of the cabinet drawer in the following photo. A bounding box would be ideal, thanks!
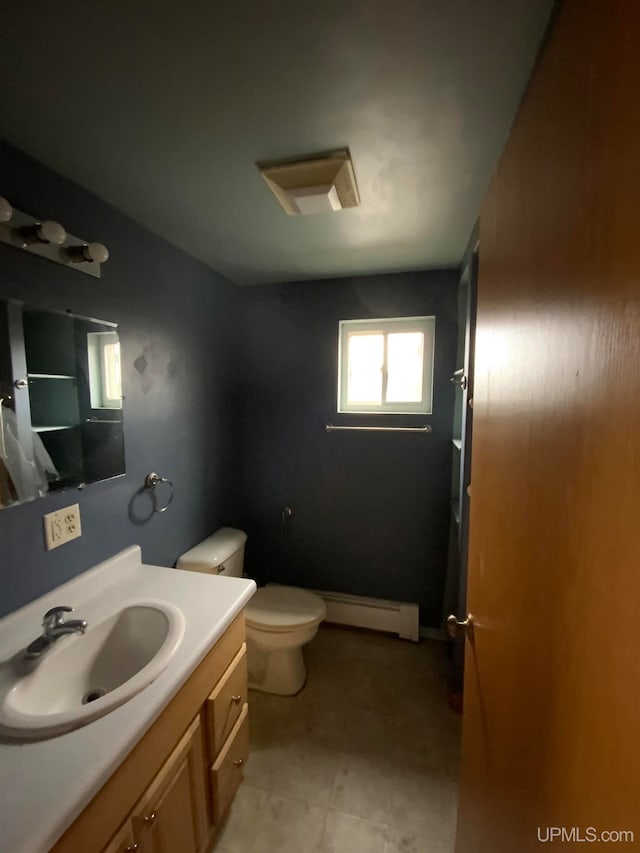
[210,703,249,823]
[206,643,248,760]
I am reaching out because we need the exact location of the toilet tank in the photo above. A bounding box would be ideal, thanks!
[176,527,247,578]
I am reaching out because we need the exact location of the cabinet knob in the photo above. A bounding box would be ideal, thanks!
[231,694,242,704]
[125,845,139,852]
[143,812,157,826]
[233,758,244,767]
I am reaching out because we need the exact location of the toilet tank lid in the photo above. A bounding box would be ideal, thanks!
[176,527,247,570]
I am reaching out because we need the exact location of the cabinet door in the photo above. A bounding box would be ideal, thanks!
[102,820,137,853]
[132,715,208,853]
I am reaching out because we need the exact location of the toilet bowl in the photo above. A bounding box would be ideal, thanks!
[246,585,326,695]
[177,528,326,696]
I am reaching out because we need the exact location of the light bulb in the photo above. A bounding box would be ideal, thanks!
[0,196,13,223]
[66,241,110,264]
[84,242,109,264]
[36,220,66,245]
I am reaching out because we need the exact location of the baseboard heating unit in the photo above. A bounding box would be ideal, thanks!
[311,589,420,642]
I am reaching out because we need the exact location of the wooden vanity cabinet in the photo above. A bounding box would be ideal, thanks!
[51,612,249,853]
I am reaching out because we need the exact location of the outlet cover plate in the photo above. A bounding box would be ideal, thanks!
[43,503,82,551]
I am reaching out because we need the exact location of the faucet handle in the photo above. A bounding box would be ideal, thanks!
[43,605,73,629]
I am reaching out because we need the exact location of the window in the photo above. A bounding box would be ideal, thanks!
[338,316,435,414]
[87,331,122,409]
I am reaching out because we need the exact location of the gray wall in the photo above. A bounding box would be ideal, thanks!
[0,141,241,617]
[238,272,457,628]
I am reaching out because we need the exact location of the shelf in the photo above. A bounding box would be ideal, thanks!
[33,425,76,432]
[28,373,76,380]
[452,438,462,450]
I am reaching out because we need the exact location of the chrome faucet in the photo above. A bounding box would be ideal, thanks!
[24,606,88,659]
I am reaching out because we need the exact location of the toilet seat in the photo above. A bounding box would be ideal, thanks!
[246,586,326,632]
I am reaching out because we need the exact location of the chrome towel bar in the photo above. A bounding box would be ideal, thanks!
[325,424,432,434]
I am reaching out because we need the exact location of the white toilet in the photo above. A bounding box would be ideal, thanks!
[177,527,326,696]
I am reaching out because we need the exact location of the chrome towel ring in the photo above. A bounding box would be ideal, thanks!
[144,472,175,513]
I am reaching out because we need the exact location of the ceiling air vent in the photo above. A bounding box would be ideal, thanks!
[257,149,360,216]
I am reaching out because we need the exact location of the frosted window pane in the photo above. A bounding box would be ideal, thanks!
[347,333,384,404]
[385,332,424,403]
[103,342,122,401]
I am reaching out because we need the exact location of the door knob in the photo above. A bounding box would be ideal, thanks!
[450,372,468,390]
[447,613,474,639]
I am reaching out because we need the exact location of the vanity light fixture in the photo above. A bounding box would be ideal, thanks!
[257,148,360,216]
[66,242,110,265]
[0,196,13,223]
[0,194,109,278]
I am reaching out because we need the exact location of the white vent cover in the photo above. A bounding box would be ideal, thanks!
[285,184,342,215]
[257,149,359,216]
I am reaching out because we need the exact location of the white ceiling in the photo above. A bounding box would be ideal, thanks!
[0,0,553,285]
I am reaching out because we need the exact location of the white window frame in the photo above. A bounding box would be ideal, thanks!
[337,315,435,414]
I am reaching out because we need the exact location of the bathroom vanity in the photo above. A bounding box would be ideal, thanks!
[0,547,255,853]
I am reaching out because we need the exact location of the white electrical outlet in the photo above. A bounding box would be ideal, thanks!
[43,503,82,551]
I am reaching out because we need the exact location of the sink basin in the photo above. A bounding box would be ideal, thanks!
[0,601,185,739]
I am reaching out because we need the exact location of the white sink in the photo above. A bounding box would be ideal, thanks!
[0,601,185,739]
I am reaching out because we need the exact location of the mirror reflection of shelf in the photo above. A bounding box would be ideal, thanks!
[452,438,462,450]
[28,373,76,380]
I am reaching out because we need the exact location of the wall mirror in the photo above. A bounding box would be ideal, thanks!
[0,300,125,510]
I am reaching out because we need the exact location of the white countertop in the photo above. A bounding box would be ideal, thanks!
[0,546,256,853]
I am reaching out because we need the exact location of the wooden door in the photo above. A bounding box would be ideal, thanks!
[132,715,208,853]
[455,1,640,850]
[102,821,136,853]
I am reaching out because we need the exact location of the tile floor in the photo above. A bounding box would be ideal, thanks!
[215,625,461,853]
